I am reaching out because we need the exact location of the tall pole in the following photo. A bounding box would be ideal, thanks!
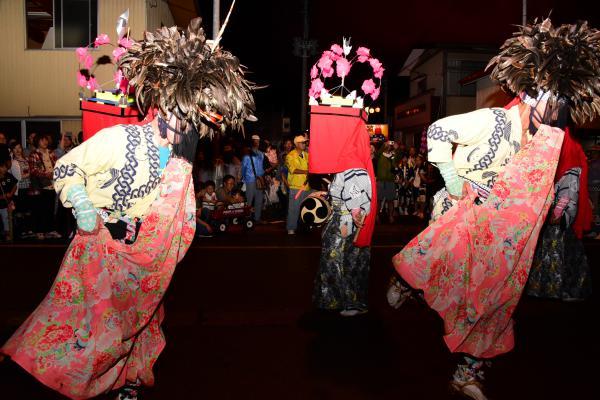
[300,0,309,131]
[522,0,527,25]
[213,0,221,40]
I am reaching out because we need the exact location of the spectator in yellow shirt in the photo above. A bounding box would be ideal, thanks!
[285,134,310,234]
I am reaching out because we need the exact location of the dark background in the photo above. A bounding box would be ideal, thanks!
[192,0,600,137]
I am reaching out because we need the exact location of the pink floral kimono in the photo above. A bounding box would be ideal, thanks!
[393,125,564,358]
[1,158,196,399]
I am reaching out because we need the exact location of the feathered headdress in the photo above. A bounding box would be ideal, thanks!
[488,18,600,125]
[118,17,256,137]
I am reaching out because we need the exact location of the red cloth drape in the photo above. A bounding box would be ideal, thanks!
[308,106,377,247]
[81,101,152,141]
[554,127,592,238]
[503,98,592,237]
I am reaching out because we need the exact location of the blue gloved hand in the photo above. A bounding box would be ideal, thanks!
[437,161,465,198]
[67,184,98,232]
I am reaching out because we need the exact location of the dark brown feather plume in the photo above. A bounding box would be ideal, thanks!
[118,17,256,137]
[488,18,600,125]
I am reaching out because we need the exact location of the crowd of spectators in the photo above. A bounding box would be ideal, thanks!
[4,127,598,242]
[1,131,75,241]
[190,132,443,238]
[373,141,443,223]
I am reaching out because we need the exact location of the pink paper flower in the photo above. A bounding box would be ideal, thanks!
[83,54,94,69]
[310,65,318,79]
[317,54,333,71]
[114,70,123,87]
[321,66,334,78]
[357,47,370,58]
[330,44,343,56]
[112,47,127,61]
[118,37,134,49]
[94,33,110,47]
[77,71,88,88]
[336,58,351,78]
[75,47,89,64]
[374,66,385,79]
[323,50,341,61]
[309,79,324,99]
[357,47,371,63]
[361,79,376,95]
[86,76,99,91]
[369,58,382,72]
[113,70,129,93]
[371,87,380,101]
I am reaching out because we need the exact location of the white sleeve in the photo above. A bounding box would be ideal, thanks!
[427,108,495,164]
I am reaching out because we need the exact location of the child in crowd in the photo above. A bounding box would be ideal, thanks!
[227,189,246,209]
[202,180,218,210]
[195,181,218,238]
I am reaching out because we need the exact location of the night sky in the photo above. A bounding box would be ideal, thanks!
[195,0,599,136]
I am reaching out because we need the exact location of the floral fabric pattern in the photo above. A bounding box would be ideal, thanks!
[1,158,196,399]
[527,224,592,300]
[393,125,564,358]
[313,209,371,311]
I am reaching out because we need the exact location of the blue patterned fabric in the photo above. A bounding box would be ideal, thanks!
[111,124,162,212]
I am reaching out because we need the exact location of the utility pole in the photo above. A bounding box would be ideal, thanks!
[213,0,221,40]
[301,0,309,131]
[293,0,316,131]
[522,0,527,25]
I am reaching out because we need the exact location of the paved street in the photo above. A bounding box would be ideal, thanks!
[1,222,598,399]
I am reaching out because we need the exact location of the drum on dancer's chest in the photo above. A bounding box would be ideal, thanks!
[300,196,332,227]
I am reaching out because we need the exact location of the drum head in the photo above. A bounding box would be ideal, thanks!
[300,196,332,226]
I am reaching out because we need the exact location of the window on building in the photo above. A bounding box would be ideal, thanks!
[446,59,488,97]
[0,121,22,146]
[26,0,97,49]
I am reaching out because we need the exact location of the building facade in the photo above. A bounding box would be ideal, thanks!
[0,0,175,147]
[393,47,496,147]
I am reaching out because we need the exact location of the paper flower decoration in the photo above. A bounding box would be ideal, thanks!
[310,79,325,99]
[336,58,351,78]
[75,19,135,97]
[309,38,384,106]
[357,47,370,63]
[310,65,318,79]
[75,47,89,64]
[330,44,343,56]
[83,54,94,69]
[86,77,100,91]
[94,33,111,47]
[369,58,385,79]
[114,70,123,86]
[112,47,127,62]
[77,71,88,88]
[317,54,333,71]
[371,87,380,101]
[118,37,134,49]
[361,79,376,95]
